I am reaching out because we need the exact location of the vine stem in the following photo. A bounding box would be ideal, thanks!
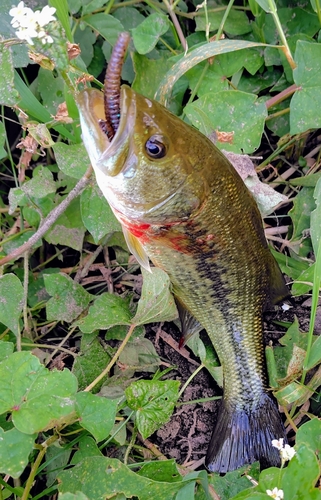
[21,434,58,500]
[162,0,187,51]
[0,166,92,267]
[178,363,205,398]
[84,323,136,392]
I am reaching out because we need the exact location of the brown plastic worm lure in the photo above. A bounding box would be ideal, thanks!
[100,32,130,140]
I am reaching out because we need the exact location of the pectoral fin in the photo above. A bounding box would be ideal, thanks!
[122,226,151,272]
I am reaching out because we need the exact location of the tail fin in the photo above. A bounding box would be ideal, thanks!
[205,393,286,473]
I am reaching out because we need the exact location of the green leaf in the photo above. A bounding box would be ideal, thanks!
[72,335,111,391]
[45,198,86,252]
[70,435,102,465]
[76,392,119,442]
[274,380,312,406]
[84,14,124,45]
[195,9,251,36]
[185,91,267,153]
[80,183,121,243]
[0,427,36,478]
[311,176,321,255]
[132,13,171,55]
[210,464,255,499]
[254,0,276,12]
[0,351,77,434]
[296,418,321,453]
[291,41,321,134]
[44,273,92,322]
[0,43,19,106]
[77,293,132,333]
[53,142,90,179]
[0,341,14,361]
[125,379,180,439]
[0,273,24,336]
[132,268,178,326]
[37,68,65,116]
[155,40,268,106]
[0,120,7,160]
[282,444,321,498]
[137,460,182,482]
[58,456,184,499]
[50,0,73,42]
[288,186,315,258]
[45,442,72,488]
[22,166,57,199]
[132,53,172,99]
[58,493,89,500]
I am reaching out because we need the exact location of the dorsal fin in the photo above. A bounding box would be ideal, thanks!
[122,226,151,272]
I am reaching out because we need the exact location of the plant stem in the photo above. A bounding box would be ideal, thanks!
[301,236,321,384]
[0,166,92,267]
[162,0,187,51]
[216,0,235,41]
[178,363,205,398]
[266,0,296,69]
[84,323,136,392]
[21,435,58,500]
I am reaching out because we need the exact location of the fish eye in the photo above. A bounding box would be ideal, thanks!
[145,135,167,159]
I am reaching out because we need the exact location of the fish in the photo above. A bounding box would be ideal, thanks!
[75,34,289,473]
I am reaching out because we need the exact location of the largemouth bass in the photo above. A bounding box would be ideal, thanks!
[76,41,288,473]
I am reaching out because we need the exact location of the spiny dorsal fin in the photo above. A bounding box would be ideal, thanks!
[122,226,151,272]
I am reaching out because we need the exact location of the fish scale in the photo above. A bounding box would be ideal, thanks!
[76,83,289,473]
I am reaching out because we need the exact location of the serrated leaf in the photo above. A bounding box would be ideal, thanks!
[0,427,36,478]
[132,13,171,54]
[53,142,90,179]
[44,273,92,322]
[58,456,184,499]
[77,293,132,334]
[0,273,24,336]
[132,268,178,326]
[22,166,57,199]
[125,379,180,439]
[0,43,19,106]
[80,183,121,243]
[186,91,267,153]
[291,41,321,134]
[72,335,111,391]
[84,14,124,45]
[76,392,119,442]
[0,351,77,434]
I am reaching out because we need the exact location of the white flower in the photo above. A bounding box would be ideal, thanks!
[281,443,296,461]
[9,2,56,45]
[266,487,284,500]
[272,438,296,463]
[271,438,284,451]
[35,5,56,26]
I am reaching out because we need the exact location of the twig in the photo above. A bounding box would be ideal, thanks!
[162,0,187,51]
[0,166,93,267]
[84,323,136,392]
